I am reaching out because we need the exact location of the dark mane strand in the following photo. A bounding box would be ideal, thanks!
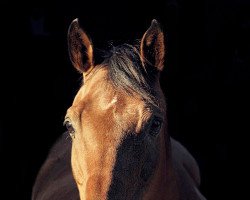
[103,44,158,107]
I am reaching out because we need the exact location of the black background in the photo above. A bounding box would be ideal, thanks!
[0,0,249,199]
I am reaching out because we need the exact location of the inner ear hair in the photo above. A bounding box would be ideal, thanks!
[68,18,94,73]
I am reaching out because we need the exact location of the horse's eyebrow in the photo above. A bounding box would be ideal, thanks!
[150,106,164,117]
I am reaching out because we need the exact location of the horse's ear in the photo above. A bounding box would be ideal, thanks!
[68,18,94,73]
[140,19,165,72]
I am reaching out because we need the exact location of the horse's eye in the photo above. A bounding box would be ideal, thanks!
[149,118,162,136]
[64,120,75,134]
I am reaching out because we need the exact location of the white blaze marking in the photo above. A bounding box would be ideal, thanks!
[110,96,118,105]
[102,96,118,110]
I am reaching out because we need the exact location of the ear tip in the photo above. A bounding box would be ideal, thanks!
[150,19,162,30]
[73,18,79,23]
[68,18,80,34]
[71,18,79,26]
[151,19,158,25]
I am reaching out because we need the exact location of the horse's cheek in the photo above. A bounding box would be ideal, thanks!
[71,143,85,185]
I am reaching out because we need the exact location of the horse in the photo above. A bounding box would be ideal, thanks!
[32,18,206,200]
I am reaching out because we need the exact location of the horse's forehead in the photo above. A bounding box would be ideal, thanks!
[73,68,109,101]
[73,68,145,110]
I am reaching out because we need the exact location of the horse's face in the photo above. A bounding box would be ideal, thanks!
[66,19,166,200]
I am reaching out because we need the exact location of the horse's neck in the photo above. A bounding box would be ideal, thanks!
[144,135,204,200]
[165,138,206,200]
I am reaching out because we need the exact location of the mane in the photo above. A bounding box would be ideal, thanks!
[102,44,158,107]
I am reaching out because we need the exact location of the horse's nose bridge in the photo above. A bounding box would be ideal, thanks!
[85,174,110,200]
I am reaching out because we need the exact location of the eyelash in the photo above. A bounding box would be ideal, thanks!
[64,119,75,138]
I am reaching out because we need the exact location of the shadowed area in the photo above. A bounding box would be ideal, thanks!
[0,0,249,199]
[32,132,79,200]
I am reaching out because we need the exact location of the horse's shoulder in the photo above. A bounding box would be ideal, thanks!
[32,132,79,200]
